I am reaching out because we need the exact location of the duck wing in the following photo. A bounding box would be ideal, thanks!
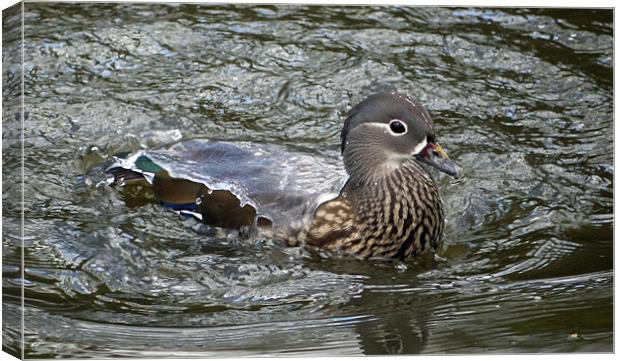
[107,139,347,228]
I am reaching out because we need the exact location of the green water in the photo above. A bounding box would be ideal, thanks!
[2,3,613,357]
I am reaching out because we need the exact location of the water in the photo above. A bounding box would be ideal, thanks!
[2,3,613,357]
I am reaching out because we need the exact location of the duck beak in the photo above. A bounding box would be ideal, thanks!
[416,142,463,179]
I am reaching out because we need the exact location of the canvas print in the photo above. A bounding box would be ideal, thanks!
[2,1,613,358]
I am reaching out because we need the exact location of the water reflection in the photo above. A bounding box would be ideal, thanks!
[354,293,430,354]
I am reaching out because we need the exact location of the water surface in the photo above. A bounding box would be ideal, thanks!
[2,3,613,357]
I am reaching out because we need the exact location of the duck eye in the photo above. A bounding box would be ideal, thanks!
[389,120,407,135]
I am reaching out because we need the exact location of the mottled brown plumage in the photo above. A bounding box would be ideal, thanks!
[304,161,444,260]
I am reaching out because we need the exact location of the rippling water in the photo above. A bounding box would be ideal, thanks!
[2,3,613,357]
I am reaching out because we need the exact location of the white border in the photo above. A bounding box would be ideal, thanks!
[0,1,616,361]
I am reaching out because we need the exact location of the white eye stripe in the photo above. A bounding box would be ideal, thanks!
[367,122,391,131]
[364,121,428,155]
[366,120,408,136]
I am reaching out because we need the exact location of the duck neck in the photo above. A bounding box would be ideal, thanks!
[342,158,438,208]
[343,144,402,188]
[343,142,435,188]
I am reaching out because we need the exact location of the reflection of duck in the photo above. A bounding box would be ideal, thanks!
[107,92,462,260]
[355,300,430,355]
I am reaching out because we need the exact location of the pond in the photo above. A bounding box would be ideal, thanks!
[2,2,613,357]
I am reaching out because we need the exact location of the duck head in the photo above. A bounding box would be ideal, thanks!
[341,92,463,183]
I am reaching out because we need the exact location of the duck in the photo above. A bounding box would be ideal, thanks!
[106,92,462,260]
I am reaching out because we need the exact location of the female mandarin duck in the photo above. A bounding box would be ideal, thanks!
[107,92,462,260]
